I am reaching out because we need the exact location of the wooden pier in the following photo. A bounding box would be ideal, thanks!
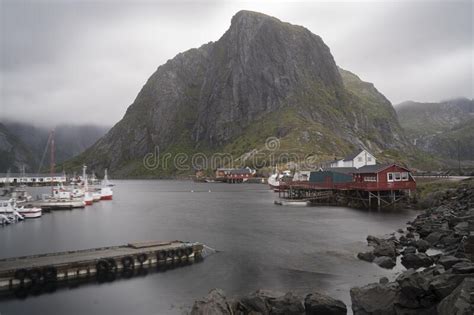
[0,240,203,293]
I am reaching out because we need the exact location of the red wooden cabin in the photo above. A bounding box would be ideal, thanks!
[347,164,416,191]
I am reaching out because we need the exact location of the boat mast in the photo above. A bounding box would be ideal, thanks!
[83,165,88,191]
[50,129,55,195]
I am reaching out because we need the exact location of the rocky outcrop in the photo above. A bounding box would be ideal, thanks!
[69,10,410,177]
[191,289,346,315]
[352,180,474,313]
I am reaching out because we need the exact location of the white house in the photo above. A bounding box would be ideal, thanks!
[330,149,376,169]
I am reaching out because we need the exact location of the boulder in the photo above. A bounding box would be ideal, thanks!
[437,277,474,315]
[432,264,446,275]
[402,246,417,255]
[367,234,396,246]
[399,235,410,246]
[238,289,283,314]
[440,235,461,247]
[268,292,304,315]
[454,222,469,235]
[429,273,467,299]
[374,256,396,269]
[401,253,433,269]
[425,231,445,245]
[452,262,474,274]
[350,282,399,315]
[438,255,470,270]
[379,277,389,285]
[396,269,430,299]
[415,239,430,253]
[373,242,397,258]
[357,251,375,263]
[304,291,347,315]
[396,269,438,309]
[191,289,233,315]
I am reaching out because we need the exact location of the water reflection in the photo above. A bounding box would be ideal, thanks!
[3,259,201,301]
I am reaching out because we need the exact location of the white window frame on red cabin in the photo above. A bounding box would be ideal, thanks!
[387,173,394,182]
[401,172,409,181]
[394,172,401,181]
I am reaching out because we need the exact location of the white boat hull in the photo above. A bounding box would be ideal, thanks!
[17,207,42,218]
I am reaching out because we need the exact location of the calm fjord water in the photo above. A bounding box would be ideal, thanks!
[0,180,419,314]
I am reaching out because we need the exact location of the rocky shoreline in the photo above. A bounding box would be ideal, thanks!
[190,179,473,314]
[351,179,473,314]
[190,288,347,315]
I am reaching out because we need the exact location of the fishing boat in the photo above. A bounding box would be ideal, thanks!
[81,165,94,205]
[268,169,292,191]
[100,169,113,200]
[16,205,42,218]
[8,187,33,203]
[28,185,85,210]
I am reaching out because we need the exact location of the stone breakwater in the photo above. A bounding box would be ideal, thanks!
[190,289,347,315]
[353,180,473,314]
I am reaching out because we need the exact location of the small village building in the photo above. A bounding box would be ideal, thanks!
[330,149,376,169]
[0,173,67,186]
[284,163,416,209]
[351,164,416,191]
[215,167,256,183]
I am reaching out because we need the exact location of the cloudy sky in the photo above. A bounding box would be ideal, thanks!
[1,0,472,127]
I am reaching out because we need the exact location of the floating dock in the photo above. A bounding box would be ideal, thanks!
[0,240,203,293]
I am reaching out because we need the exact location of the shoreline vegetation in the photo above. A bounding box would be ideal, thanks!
[189,178,473,314]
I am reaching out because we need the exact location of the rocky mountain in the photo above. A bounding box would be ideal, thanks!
[0,123,35,172]
[67,10,419,177]
[395,98,474,162]
[0,121,109,172]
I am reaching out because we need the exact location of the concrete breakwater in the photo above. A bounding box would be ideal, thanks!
[352,179,473,314]
[0,241,204,298]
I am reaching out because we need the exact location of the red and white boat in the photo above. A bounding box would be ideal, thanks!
[100,169,113,200]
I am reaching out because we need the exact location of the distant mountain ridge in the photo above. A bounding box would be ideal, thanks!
[0,122,35,173]
[66,10,424,177]
[395,98,474,162]
[0,121,109,172]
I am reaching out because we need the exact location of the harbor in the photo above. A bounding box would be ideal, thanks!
[0,179,425,313]
[1,166,114,225]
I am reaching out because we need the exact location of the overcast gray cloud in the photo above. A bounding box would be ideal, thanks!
[0,0,472,127]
